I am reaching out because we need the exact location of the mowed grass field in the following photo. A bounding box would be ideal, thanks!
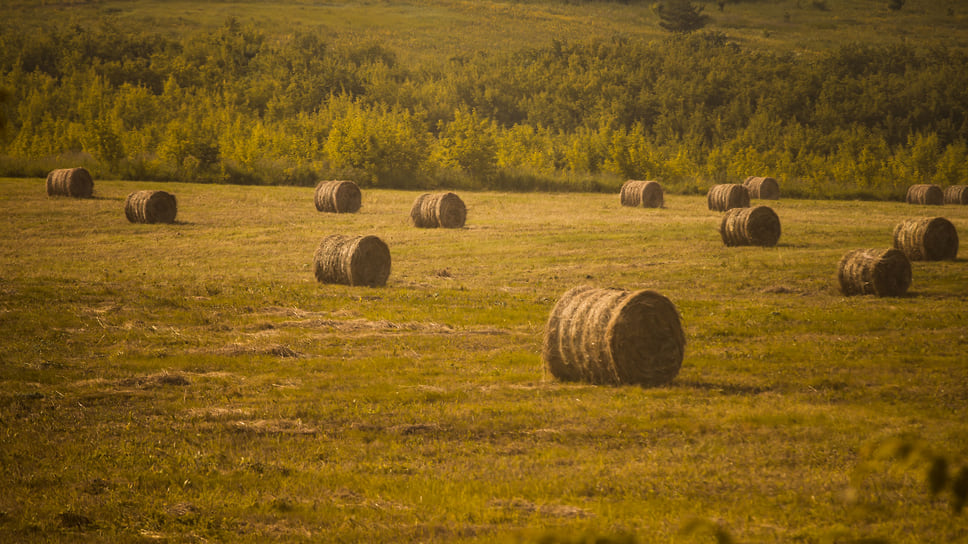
[1,178,967,542]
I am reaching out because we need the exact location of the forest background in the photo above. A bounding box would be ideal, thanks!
[2,0,967,199]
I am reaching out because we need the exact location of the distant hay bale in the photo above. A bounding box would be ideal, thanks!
[314,180,362,213]
[892,217,959,261]
[542,285,685,387]
[837,248,912,297]
[943,185,968,205]
[706,184,750,212]
[410,192,466,228]
[45,167,93,198]
[124,190,177,224]
[313,234,391,287]
[719,205,781,247]
[620,180,664,208]
[742,176,780,199]
[905,184,943,205]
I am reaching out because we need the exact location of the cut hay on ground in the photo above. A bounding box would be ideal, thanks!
[314,180,362,213]
[742,176,780,199]
[706,184,750,212]
[542,285,685,387]
[892,217,959,261]
[124,190,177,224]
[837,248,912,297]
[906,184,943,205]
[719,205,781,247]
[944,185,968,205]
[410,192,466,228]
[620,180,663,208]
[45,167,93,198]
[313,234,391,287]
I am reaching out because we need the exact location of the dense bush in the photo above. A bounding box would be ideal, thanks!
[1,18,966,198]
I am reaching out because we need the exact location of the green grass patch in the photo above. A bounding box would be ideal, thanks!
[1,178,967,542]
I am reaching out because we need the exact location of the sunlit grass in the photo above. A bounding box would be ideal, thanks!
[1,177,967,542]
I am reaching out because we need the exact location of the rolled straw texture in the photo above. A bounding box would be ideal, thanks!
[410,192,466,228]
[45,167,93,198]
[943,185,968,205]
[542,285,685,387]
[719,205,781,247]
[314,180,362,213]
[906,184,943,205]
[124,190,177,224]
[742,176,780,199]
[620,180,664,208]
[313,234,391,287]
[892,217,959,261]
[706,184,750,212]
[837,248,912,297]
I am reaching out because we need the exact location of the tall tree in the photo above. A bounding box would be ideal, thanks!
[657,0,710,33]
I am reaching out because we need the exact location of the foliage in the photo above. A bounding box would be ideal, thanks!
[0,5,967,199]
[655,0,711,33]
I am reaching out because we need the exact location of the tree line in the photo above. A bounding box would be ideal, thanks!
[1,18,966,198]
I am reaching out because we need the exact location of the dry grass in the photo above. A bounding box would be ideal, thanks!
[892,217,959,261]
[837,248,912,296]
[706,183,750,212]
[124,190,177,223]
[542,285,685,387]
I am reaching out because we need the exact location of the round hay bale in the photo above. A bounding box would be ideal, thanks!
[409,192,466,228]
[314,180,362,213]
[620,180,664,208]
[892,217,959,261]
[742,176,780,199]
[905,184,943,205]
[313,234,391,287]
[706,184,750,212]
[542,285,685,387]
[719,205,781,247]
[943,185,968,205]
[837,248,912,297]
[124,190,177,224]
[45,167,93,198]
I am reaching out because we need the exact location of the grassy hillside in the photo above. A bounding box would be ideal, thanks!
[5,0,968,59]
[1,178,967,542]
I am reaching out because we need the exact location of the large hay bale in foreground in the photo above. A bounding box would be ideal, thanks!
[314,180,362,213]
[837,248,911,297]
[706,184,750,212]
[542,286,685,387]
[906,184,943,205]
[45,167,93,198]
[719,205,781,247]
[742,176,780,199]
[124,190,177,224]
[313,234,391,287]
[892,217,959,261]
[620,180,664,208]
[410,192,466,228]
[944,185,968,205]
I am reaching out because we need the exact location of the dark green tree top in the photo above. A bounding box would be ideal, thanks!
[657,0,711,33]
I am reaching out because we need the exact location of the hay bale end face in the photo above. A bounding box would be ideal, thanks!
[45,167,94,198]
[542,285,685,387]
[620,180,664,208]
[944,185,968,205]
[313,234,391,287]
[719,205,781,247]
[837,248,912,297]
[124,190,177,224]
[706,184,750,212]
[410,192,466,228]
[906,184,943,205]
[742,176,780,199]
[892,217,959,261]
[314,180,362,213]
